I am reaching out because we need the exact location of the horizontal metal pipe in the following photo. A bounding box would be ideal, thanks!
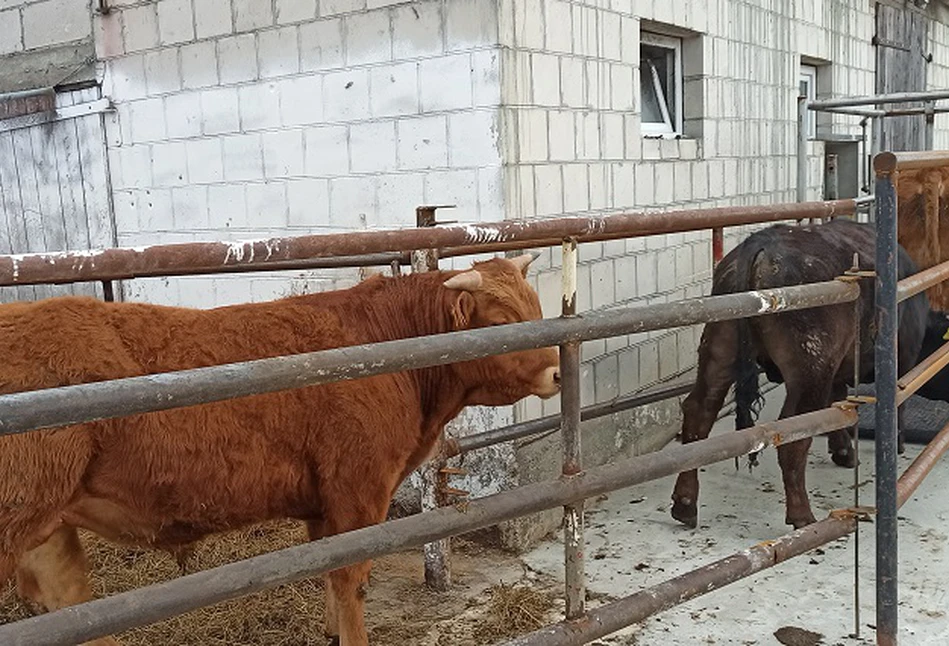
[505,409,949,646]
[0,280,858,437]
[874,150,949,174]
[817,106,886,118]
[896,259,949,303]
[446,381,695,457]
[0,199,860,286]
[810,90,949,109]
[0,407,857,646]
[897,340,949,405]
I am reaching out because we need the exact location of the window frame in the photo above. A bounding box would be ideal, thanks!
[799,63,818,139]
[640,31,684,138]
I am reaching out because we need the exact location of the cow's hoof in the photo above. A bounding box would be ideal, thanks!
[671,498,698,529]
[788,513,817,529]
[831,448,856,468]
[898,438,906,455]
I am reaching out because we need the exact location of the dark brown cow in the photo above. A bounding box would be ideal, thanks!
[0,255,560,646]
[671,219,940,530]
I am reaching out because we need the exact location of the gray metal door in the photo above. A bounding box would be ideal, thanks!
[0,86,116,302]
[875,2,931,151]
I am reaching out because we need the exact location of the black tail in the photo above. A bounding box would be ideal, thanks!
[733,240,767,466]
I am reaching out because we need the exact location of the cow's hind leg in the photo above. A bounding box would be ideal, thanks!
[826,382,857,468]
[672,321,737,528]
[16,525,118,646]
[306,520,340,641]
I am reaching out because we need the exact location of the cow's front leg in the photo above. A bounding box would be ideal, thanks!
[777,437,817,528]
[672,321,736,529]
[827,383,856,468]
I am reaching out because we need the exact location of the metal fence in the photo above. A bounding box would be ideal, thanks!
[0,184,947,645]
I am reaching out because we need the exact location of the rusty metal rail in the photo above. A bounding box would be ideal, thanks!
[503,415,949,646]
[0,280,858,437]
[0,407,857,646]
[0,199,862,286]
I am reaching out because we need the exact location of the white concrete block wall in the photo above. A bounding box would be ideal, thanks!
[95,0,504,307]
[929,14,949,150]
[0,0,93,55]
[505,0,877,425]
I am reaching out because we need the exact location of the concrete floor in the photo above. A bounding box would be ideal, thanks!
[523,386,949,645]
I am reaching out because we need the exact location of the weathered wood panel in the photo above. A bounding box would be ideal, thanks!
[876,3,931,151]
[0,87,114,302]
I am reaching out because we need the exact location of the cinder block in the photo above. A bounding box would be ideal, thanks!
[144,48,180,96]
[423,169,478,217]
[329,176,377,227]
[675,244,694,284]
[151,141,188,187]
[158,0,194,45]
[623,113,642,160]
[185,138,224,184]
[599,11,621,61]
[618,346,640,394]
[207,184,248,229]
[514,0,544,49]
[0,8,22,55]
[562,163,588,213]
[233,0,273,32]
[172,185,210,230]
[276,0,317,24]
[420,55,474,112]
[590,259,616,309]
[222,134,264,181]
[620,16,638,63]
[601,113,624,160]
[533,165,563,216]
[121,3,159,53]
[246,182,289,228]
[658,333,679,379]
[611,64,634,111]
[654,163,674,204]
[519,109,548,163]
[590,163,608,211]
[239,82,281,131]
[94,12,124,59]
[594,354,619,403]
[545,0,572,53]
[376,173,425,227]
[200,87,241,135]
[259,27,300,78]
[446,0,498,51]
[548,110,574,161]
[397,115,448,170]
[638,338,659,385]
[392,2,442,59]
[345,10,392,66]
[614,254,636,302]
[218,34,258,84]
[692,161,709,200]
[287,178,330,226]
[572,5,597,58]
[112,190,138,232]
[656,248,676,292]
[279,75,324,126]
[181,41,219,89]
[560,56,584,108]
[478,166,504,221]
[350,121,397,173]
[673,161,692,203]
[531,54,561,106]
[304,125,350,176]
[634,162,654,206]
[262,129,305,178]
[195,0,232,39]
[323,69,370,122]
[472,49,501,107]
[448,111,499,168]
[129,98,166,143]
[299,18,344,71]
[369,62,419,118]
[641,137,661,161]
[612,162,634,207]
[163,91,201,139]
[635,252,657,296]
[137,188,172,232]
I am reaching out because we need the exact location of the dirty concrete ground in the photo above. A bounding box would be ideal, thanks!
[523,385,949,645]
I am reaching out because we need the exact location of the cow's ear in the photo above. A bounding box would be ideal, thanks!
[509,253,536,277]
[450,292,476,329]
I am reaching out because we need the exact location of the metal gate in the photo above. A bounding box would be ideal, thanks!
[0,86,115,302]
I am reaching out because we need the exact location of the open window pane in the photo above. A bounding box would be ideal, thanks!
[799,64,818,139]
[641,33,682,136]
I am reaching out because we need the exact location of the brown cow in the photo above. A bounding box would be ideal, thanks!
[0,254,560,646]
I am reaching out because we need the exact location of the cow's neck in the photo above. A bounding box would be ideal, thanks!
[339,271,470,438]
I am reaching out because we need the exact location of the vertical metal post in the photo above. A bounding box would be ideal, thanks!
[560,237,585,620]
[860,118,870,206]
[711,228,724,268]
[101,280,115,302]
[414,205,451,592]
[870,117,883,223]
[797,95,808,206]
[924,101,935,151]
[850,253,863,640]
[873,158,899,646]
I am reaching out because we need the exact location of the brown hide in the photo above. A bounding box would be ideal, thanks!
[897,167,949,310]
[0,256,559,640]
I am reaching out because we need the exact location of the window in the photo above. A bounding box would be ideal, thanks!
[641,32,683,137]
[799,64,818,139]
